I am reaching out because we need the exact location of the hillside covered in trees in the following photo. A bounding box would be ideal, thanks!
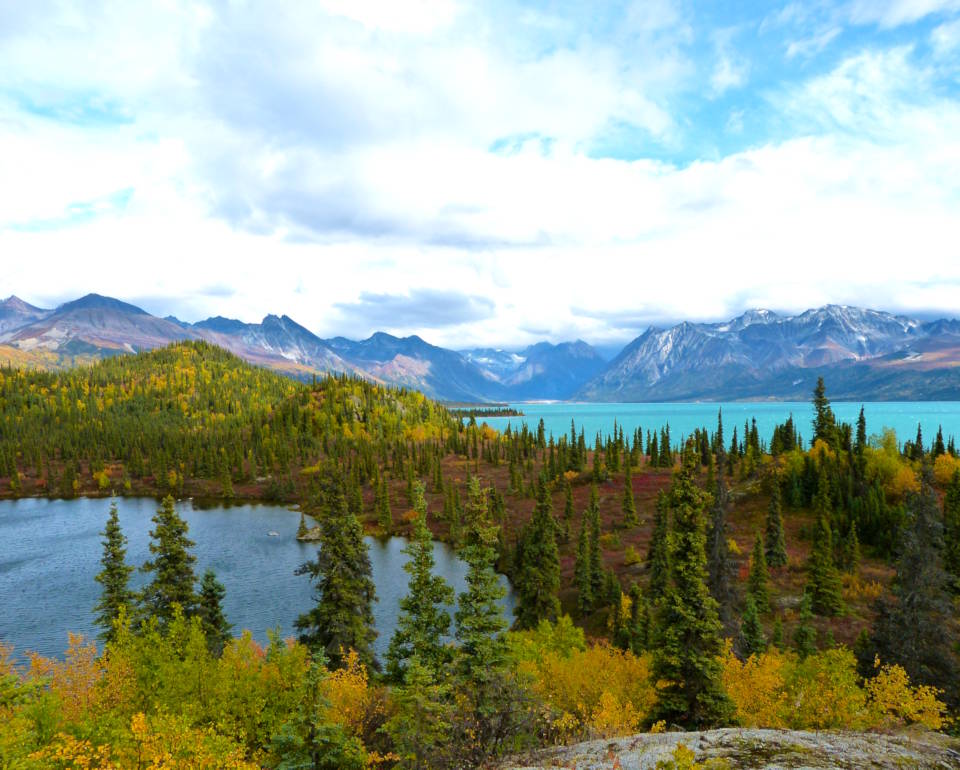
[1,346,959,767]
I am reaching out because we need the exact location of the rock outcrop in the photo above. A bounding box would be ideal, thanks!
[502,728,960,769]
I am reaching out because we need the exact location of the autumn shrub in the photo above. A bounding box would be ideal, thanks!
[509,619,656,742]
[933,453,960,487]
[721,644,948,732]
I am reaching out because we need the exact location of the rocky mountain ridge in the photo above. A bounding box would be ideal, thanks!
[4,295,960,401]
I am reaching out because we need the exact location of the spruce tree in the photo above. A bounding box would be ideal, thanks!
[706,454,735,626]
[738,595,767,659]
[865,477,959,707]
[453,477,516,762]
[747,532,770,613]
[386,481,454,682]
[93,502,135,643]
[764,482,788,569]
[563,479,575,524]
[771,615,784,649]
[841,520,860,574]
[197,569,232,656]
[587,485,604,598]
[806,476,844,616]
[651,444,734,728]
[513,475,561,629]
[140,495,198,626]
[295,481,378,670]
[647,491,670,599]
[622,462,638,528]
[793,591,817,659]
[454,477,507,685]
[376,477,393,532]
[574,510,593,615]
[944,469,960,592]
[812,376,836,447]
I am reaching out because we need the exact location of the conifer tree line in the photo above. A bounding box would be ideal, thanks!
[94,496,231,654]
[6,344,960,766]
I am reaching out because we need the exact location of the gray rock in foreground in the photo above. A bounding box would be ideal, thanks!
[501,728,960,769]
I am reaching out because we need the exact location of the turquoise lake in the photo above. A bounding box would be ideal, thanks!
[0,497,515,661]
[478,402,960,447]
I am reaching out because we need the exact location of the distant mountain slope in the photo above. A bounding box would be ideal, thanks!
[328,332,507,402]
[579,305,960,401]
[5,294,960,401]
[0,296,51,334]
[463,340,607,400]
[2,294,198,355]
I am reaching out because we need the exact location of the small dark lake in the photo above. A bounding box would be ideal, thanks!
[0,497,515,661]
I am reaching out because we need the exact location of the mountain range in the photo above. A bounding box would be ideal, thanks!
[3,294,960,401]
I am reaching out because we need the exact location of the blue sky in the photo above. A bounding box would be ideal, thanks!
[1,1,960,347]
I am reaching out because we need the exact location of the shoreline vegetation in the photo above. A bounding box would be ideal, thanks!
[1,342,958,768]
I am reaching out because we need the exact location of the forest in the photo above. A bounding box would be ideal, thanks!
[1,342,959,768]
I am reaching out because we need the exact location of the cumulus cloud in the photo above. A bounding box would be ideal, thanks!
[1,1,960,348]
[333,289,495,336]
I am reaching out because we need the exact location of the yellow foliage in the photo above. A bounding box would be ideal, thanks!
[324,649,373,737]
[933,453,960,487]
[808,439,835,464]
[655,743,730,770]
[726,538,742,556]
[865,659,949,730]
[888,464,920,499]
[519,642,656,741]
[720,643,790,729]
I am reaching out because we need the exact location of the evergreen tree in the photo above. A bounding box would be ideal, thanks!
[792,592,817,659]
[628,582,648,653]
[622,462,638,528]
[811,376,836,447]
[738,596,767,659]
[383,656,453,770]
[563,479,575,524]
[647,491,670,599]
[574,509,593,615]
[764,482,788,568]
[854,406,867,457]
[944,469,960,592]
[513,475,561,629]
[295,481,378,670]
[453,477,520,763]
[933,426,946,458]
[197,569,232,656]
[747,533,770,613]
[805,476,844,616]
[376,477,393,532]
[386,481,454,682]
[865,477,959,707]
[93,502,135,643]
[140,495,198,626]
[706,454,735,626]
[271,657,368,770]
[454,477,508,687]
[651,444,734,728]
[771,615,784,649]
[840,520,860,574]
[587,485,604,598]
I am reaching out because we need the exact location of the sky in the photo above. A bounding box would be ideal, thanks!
[1,0,960,349]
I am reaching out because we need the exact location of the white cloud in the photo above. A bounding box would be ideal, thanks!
[847,0,960,28]
[1,3,959,347]
[931,17,960,53]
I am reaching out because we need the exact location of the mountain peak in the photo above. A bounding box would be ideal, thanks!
[2,295,46,313]
[57,293,148,316]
